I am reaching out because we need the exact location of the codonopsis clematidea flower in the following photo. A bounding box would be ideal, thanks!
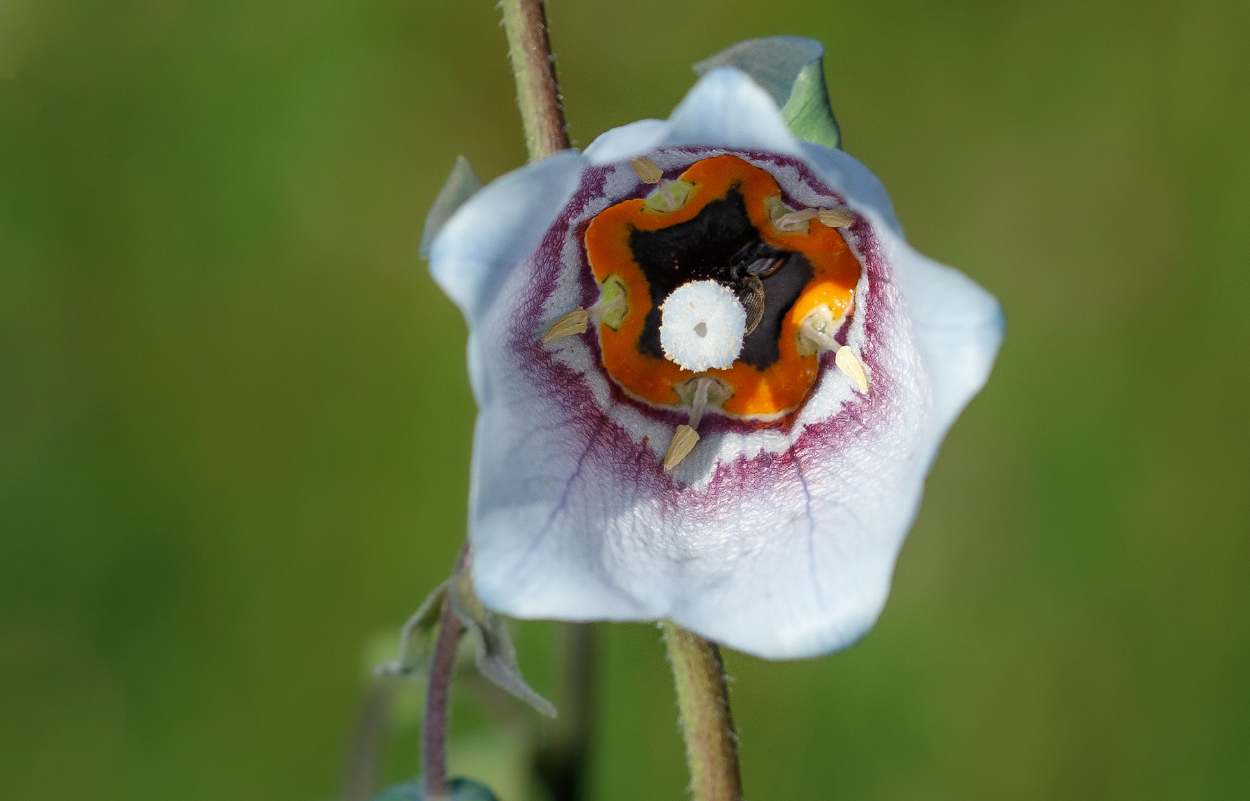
[428,39,1004,659]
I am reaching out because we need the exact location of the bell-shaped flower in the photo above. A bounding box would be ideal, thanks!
[427,39,1003,659]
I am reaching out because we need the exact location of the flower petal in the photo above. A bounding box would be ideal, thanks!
[798,141,903,235]
[694,36,841,149]
[467,358,663,623]
[429,151,585,323]
[659,215,1000,659]
[798,142,1004,429]
[581,67,803,164]
[890,241,1005,434]
[582,119,667,165]
[435,72,1002,660]
[658,67,804,157]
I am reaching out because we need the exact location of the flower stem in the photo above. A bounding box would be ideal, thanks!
[423,549,469,799]
[661,620,744,801]
[499,0,571,160]
[422,598,463,799]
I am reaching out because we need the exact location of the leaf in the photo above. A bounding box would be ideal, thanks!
[694,36,842,150]
[420,156,484,259]
[370,777,500,801]
[448,570,558,718]
[374,581,450,680]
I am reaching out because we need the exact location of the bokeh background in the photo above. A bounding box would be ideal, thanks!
[3,0,1249,799]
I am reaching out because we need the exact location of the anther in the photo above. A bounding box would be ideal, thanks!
[773,207,819,233]
[630,155,690,213]
[663,376,720,471]
[542,308,589,343]
[799,309,870,394]
[630,156,663,184]
[664,425,699,472]
[835,348,869,393]
[632,158,692,214]
[818,207,853,228]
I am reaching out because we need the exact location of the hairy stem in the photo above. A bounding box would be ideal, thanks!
[422,598,463,799]
[423,548,470,799]
[499,0,571,160]
[662,621,744,801]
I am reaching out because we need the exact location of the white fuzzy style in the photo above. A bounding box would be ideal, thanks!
[429,67,1004,659]
[659,280,747,371]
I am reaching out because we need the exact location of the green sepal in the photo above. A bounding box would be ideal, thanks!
[420,156,484,259]
[377,560,555,717]
[693,36,842,150]
[370,776,500,801]
[375,582,450,680]
[449,570,558,718]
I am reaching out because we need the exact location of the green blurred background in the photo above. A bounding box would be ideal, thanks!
[3,0,1248,799]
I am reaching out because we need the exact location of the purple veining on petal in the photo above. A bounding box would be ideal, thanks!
[500,147,914,521]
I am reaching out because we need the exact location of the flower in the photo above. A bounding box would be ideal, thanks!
[428,48,1003,660]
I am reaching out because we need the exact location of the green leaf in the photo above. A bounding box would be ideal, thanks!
[448,570,558,718]
[693,36,842,150]
[420,156,484,259]
[370,776,500,801]
[374,582,449,680]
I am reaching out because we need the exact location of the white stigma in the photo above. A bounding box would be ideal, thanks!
[659,280,746,372]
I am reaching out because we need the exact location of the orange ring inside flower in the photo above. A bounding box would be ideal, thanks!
[584,155,861,418]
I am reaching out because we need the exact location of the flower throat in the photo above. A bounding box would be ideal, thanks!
[582,154,862,420]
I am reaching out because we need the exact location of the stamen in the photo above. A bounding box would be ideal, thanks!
[773,207,819,233]
[835,348,870,394]
[664,424,699,472]
[818,207,853,228]
[631,157,690,212]
[662,376,724,471]
[798,319,838,352]
[764,196,817,234]
[630,156,663,184]
[594,293,627,322]
[643,180,693,214]
[688,376,714,429]
[542,308,589,343]
[798,308,870,394]
[766,200,853,233]
[675,375,731,419]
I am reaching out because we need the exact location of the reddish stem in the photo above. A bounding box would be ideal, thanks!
[423,546,470,798]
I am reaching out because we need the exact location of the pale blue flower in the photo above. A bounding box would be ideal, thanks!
[428,65,1003,659]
